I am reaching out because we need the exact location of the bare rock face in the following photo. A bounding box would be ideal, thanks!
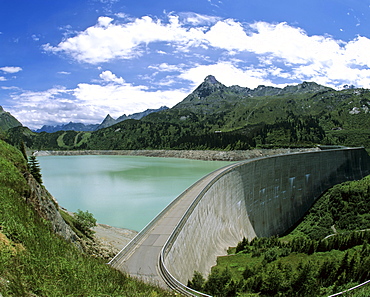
[24,172,81,248]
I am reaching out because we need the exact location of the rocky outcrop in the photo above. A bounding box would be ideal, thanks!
[24,171,137,259]
[24,172,81,248]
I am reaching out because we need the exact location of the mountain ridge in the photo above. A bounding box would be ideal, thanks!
[34,106,169,132]
[3,76,370,152]
[173,75,334,113]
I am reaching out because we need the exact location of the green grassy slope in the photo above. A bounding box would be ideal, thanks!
[0,106,22,132]
[0,139,174,296]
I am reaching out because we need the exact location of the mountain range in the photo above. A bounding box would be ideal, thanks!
[2,75,370,151]
[34,106,169,133]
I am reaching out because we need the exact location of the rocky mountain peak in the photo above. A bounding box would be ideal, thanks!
[97,114,117,130]
[103,114,115,122]
[204,75,219,84]
[192,75,225,99]
[281,81,333,94]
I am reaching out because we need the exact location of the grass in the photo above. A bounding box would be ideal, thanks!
[0,139,175,297]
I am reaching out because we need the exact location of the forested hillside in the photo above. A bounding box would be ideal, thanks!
[3,77,370,151]
[0,139,174,296]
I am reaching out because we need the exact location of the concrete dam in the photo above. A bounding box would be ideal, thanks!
[109,147,370,295]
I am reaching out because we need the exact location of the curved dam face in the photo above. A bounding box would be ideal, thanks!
[163,148,370,285]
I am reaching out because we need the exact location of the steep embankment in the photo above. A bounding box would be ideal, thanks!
[0,140,174,296]
[35,147,319,161]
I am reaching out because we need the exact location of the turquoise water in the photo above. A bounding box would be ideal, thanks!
[38,155,231,231]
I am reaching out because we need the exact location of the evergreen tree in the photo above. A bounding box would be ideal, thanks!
[187,271,205,292]
[28,154,42,184]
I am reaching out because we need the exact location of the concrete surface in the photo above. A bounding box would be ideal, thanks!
[109,147,370,291]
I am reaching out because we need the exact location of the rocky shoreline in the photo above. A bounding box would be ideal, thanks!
[91,224,138,258]
[35,148,319,161]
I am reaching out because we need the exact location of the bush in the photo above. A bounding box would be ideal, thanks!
[74,209,97,238]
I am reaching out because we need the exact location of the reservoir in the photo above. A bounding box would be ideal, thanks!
[38,155,231,231]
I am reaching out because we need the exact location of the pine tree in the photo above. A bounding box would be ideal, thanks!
[187,271,205,292]
[28,155,43,184]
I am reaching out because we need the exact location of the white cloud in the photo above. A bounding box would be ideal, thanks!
[1,86,20,90]
[97,16,113,28]
[43,14,208,64]
[179,12,221,26]
[32,34,40,41]
[148,63,185,72]
[43,13,370,88]
[179,61,277,89]
[7,80,190,130]
[73,82,189,117]
[0,76,6,81]
[0,66,22,73]
[6,87,77,129]
[115,13,129,19]
[99,70,125,84]
[203,19,249,51]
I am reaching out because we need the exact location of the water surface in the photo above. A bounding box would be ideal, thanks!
[38,155,231,231]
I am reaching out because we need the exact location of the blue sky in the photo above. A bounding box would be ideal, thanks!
[1,0,370,129]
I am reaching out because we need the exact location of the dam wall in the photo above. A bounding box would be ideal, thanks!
[162,147,370,285]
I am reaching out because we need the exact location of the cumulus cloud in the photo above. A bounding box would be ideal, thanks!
[0,66,22,73]
[6,87,76,128]
[43,13,370,88]
[97,16,114,27]
[43,15,207,64]
[7,80,189,130]
[99,70,125,84]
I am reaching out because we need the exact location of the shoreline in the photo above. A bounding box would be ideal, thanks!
[92,223,138,255]
[35,148,319,161]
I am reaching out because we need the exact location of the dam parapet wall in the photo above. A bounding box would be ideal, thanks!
[162,147,370,285]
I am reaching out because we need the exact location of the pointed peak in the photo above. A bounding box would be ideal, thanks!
[188,75,225,99]
[100,114,116,125]
[204,75,219,84]
[104,114,115,121]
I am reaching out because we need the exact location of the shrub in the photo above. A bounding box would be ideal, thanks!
[74,209,97,238]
